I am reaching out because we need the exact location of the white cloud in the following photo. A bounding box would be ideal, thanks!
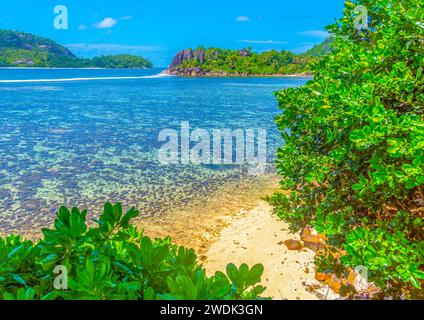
[64,43,162,54]
[236,16,251,22]
[298,30,330,38]
[238,39,288,45]
[95,17,118,29]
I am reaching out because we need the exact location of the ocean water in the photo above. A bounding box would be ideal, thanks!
[0,68,309,235]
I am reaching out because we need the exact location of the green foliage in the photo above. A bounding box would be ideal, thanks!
[342,226,424,290]
[175,47,313,75]
[0,203,266,300]
[0,29,153,68]
[172,38,334,76]
[302,37,335,58]
[272,0,424,298]
[90,55,153,69]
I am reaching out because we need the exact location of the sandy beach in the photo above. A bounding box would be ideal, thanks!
[138,175,337,300]
[204,201,338,300]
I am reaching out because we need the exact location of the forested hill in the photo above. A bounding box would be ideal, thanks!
[0,29,153,68]
[302,37,334,57]
[166,39,333,76]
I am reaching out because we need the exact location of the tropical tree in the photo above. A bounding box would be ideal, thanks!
[271,0,424,298]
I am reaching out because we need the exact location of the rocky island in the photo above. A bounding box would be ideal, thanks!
[165,40,332,77]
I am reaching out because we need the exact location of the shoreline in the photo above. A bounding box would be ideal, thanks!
[137,173,281,257]
[137,174,338,300]
[163,70,312,78]
[5,173,281,245]
[0,67,156,70]
[0,172,337,300]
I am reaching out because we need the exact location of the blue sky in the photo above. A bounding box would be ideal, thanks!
[0,0,345,67]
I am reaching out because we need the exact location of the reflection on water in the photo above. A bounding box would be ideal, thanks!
[0,68,309,236]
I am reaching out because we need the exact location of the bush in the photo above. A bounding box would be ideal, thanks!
[271,0,423,298]
[0,203,266,300]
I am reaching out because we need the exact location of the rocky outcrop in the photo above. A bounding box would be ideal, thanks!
[239,49,250,57]
[167,48,227,76]
[165,47,310,77]
[169,49,206,69]
[165,67,232,77]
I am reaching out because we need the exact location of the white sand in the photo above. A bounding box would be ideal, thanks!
[205,201,339,300]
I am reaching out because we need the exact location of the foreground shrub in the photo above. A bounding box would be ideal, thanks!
[271,0,423,298]
[0,203,266,300]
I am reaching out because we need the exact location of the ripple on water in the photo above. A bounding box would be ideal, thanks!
[0,70,308,237]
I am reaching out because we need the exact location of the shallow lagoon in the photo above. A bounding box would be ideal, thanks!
[0,68,309,236]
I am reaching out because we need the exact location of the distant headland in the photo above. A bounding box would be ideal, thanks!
[165,39,333,77]
[0,29,153,69]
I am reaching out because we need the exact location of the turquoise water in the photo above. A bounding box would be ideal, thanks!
[0,68,309,235]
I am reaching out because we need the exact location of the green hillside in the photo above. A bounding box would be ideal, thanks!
[0,29,153,68]
[302,37,334,58]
